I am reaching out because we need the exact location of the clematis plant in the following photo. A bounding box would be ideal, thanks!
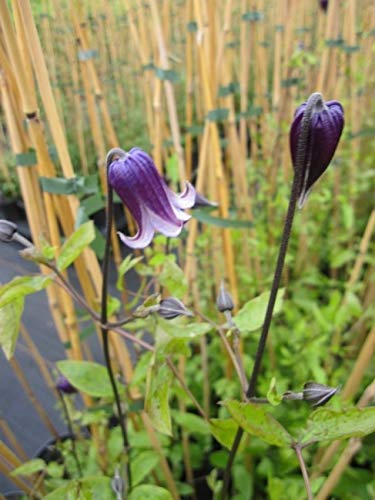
[108,147,196,248]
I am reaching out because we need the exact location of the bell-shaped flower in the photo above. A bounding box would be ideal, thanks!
[290,94,344,207]
[108,148,196,248]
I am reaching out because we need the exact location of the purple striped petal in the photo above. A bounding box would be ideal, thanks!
[290,97,344,207]
[108,148,196,248]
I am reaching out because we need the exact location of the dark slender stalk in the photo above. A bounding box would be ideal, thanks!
[57,390,82,476]
[294,444,313,500]
[101,149,131,492]
[221,93,322,499]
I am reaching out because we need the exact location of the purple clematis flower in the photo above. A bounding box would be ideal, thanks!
[290,94,344,207]
[108,148,196,248]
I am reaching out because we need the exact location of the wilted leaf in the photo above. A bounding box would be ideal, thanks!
[223,400,292,447]
[233,289,285,333]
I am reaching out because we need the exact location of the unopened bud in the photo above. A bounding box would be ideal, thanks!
[0,220,17,242]
[111,466,124,500]
[56,375,77,395]
[303,382,338,407]
[216,281,234,313]
[158,297,193,319]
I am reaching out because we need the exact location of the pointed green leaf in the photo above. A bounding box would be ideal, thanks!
[172,411,210,435]
[192,209,253,228]
[131,450,160,486]
[44,476,112,500]
[157,318,211,339]
[129,485,173,500]
[159,259,188,298]
[300,407,375,446]
[117,255,144,291]
[233,288,285,333]
[209,418,243,450]
[11,458,46,477]
[145,361,173,435]
[0,298,24,359]
[223,400,293,447]
[56,221,95,271]
[0,275,52,308]
[57,360,115,398]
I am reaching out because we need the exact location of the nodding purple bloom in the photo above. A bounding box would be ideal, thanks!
[290,94,344,207]
[56,375,77,395]
[108,148,196,248]
[319,0,328,12]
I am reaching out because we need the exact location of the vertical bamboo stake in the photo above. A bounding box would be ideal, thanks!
[0,420,28,462]
[193,0,238,304]
[9,358,60,438]
[149,0,187,187]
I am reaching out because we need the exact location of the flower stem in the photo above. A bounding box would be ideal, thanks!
[294,444,313,500]
[221,93,322,499]
[57,390,82,477]
[102,149,131,492]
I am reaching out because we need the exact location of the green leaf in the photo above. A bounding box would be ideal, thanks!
[0,275,52,308]
[209,418,242,450]
[192,209,253,229]
[0,298,24,359]
[233,288,285,333]
[267,377,283,406]
[15,150,37,166]
[159,259,188,298]
[131,450,160,486]
[129,485,173,500]
[57,221,95,271]
[172,411,210,435]
[117,255,144,291]
[145,360,173,435]
[44,476,112,500]
[57,360,115,398]
[300,407,375,446]
[11,458,45,477]
[157,318,211,339]
[223,400,293,447]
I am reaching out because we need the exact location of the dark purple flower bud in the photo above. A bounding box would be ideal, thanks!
[56,375,77,394]
[319,0,328,12]
[0,220,17,242]
[303,382,338,407]
[108,148,196,248]
[216,281,234,313]
[290,93,344,207]
[192,191,218,209]
[158,297,193,319]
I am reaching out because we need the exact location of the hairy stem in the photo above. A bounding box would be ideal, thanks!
[221,93,322,499]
